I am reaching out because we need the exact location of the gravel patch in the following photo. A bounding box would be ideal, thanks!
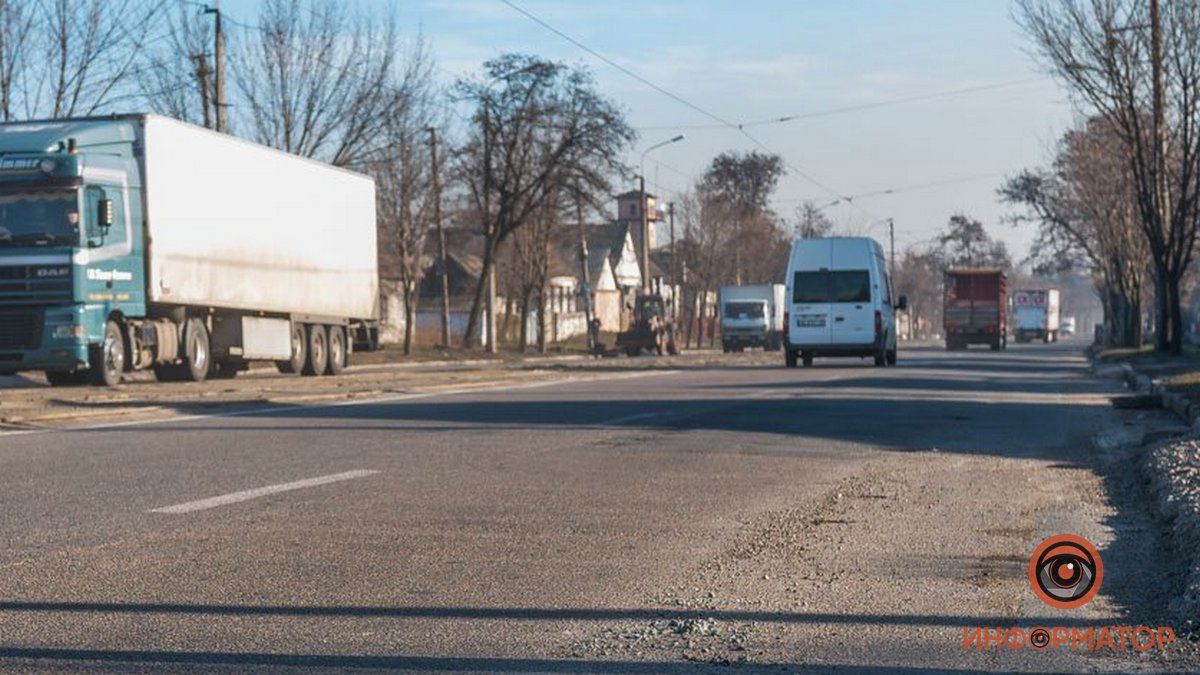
[1147,437,1200,624]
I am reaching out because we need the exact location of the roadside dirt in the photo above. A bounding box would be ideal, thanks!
[565,410,1197,672]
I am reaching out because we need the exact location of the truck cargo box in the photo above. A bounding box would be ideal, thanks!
[142,116,378,321]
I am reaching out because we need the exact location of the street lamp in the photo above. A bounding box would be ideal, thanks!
[478,64,540,353]
[638,134,684,293]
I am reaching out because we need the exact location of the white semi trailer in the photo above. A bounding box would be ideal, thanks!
[0,114,378,385]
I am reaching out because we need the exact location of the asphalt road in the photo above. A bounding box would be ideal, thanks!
[0,341,1180,673]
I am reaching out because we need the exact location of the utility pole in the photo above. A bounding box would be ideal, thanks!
[204,2,227,133]
[192,53,212,129]
[888,218,895,285]
[639,174,650,294]
[483,103,497,353]
[1150,0,1171,348]
[428,127,450,349]
[668,201,677,318]
[576,185,593,351]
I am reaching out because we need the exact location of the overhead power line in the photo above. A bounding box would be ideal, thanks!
[498,0,879,219]
[636,77,1047,131]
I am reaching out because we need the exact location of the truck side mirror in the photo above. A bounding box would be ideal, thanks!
[97,199,114,230]
[897,295,908,311]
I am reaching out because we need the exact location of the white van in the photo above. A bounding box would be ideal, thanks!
[783,237,905,367]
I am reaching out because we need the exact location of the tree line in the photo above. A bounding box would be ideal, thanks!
[1004,0,1200,352]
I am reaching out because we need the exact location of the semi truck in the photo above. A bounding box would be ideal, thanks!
[0,114,378,386]
[1012,289,1061,343]
[943,268,1006,351]
[720,283,785,352]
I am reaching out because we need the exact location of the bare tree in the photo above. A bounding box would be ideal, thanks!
[1001,117,1149,346]
[1017,0,1200,352]
[677,188,739,348]
[2,0,162,119]
[699,150,786,284]
[0,0,36,120]
[511,189,559,352]
[365,38,439,355]
[793,200,836,239]
[138,2,217,127]
[937,214,1012,269]
[235,0,401,167]
[453,53,635,348]
[893,247,944,341]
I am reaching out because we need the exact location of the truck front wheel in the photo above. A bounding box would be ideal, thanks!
[182,318,210,382]
[325,325,347,375]
[89,320,125,387]
[304,324,328,376]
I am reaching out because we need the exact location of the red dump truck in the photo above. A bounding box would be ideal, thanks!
[943,269,1006,351]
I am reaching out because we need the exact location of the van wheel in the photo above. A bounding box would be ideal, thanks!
[303,324,328,376]
[325,326,347,375]
[886,348,897,366]
[785,349,797,368]
[89,320,125,387]
[802,353,814,367]
[276,322,307,374]
[874,347,887,367]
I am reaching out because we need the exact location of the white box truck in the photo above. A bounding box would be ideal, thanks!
[0,114,378,385]
[1012,289,1061,343]
[720,284,786,351]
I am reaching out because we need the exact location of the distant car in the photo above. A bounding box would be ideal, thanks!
[1061,316,1077,336]
[783,237,905,368]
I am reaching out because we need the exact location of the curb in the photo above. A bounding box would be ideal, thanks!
[1115,362,1200,431]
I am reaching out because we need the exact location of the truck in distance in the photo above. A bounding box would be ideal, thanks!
[719,284,785,352]
[943,268,1006,351]
[0,114,378,386]
[1012,289,1061,343]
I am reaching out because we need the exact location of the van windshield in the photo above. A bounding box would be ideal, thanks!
[724,302,765,318]
[793,270,871,303]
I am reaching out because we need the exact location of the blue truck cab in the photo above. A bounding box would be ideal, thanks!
[0,118,145,382]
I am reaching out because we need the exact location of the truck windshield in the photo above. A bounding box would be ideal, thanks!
[0,189,79,246]
[725,302,765,319]
[793,270,870,303]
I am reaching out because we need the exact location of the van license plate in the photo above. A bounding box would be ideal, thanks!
[797,315,826,328]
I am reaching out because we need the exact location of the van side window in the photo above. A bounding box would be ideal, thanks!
[881,271,893,305]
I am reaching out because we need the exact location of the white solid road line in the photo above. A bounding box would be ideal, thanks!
[0,369,678,440]
[149,470,381,514]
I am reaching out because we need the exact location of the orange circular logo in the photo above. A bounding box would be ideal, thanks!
[1028,534,1103,609]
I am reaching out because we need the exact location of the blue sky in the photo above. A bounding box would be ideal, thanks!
[220,0,1075,260]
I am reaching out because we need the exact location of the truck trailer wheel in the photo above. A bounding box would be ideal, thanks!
[276,322,307,374]
[303,324,328,376]
[325,326,347,375]
[89,320,126,387]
